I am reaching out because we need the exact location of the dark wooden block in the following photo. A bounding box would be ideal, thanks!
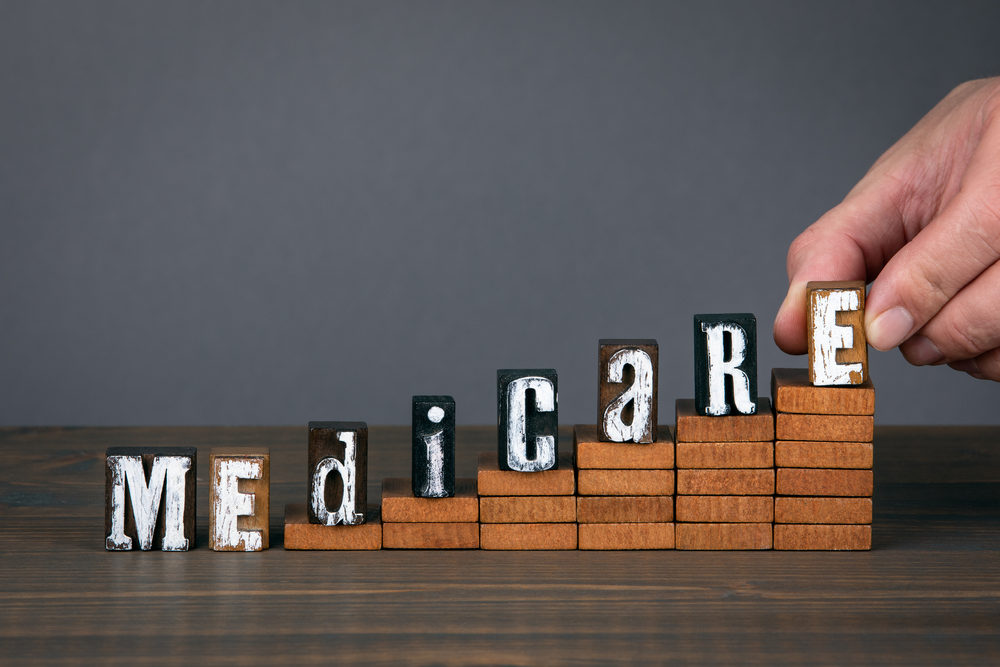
[411,395,456,498]
[771,367,875,415]
[105,447,196,552]
[308,421,367,526]
[209,449,270,552]
[806,281,868,386]
[576,496,674,523]
[675,398,774,442]
[283,504,382,550]
[480,523,578,550]
[578,523,675,550]
[693,313,758,416]
[574,424,674,470]
[774,524,871,550]
[597,339,658,443]
[381,477,478,523]
[477,451,575,496]
[497,369,559,471]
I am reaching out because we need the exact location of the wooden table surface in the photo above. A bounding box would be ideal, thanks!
[2,425,999,664]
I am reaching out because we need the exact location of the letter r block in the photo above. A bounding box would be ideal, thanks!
[693,314,758,416]
[308,422,367,525]
[598,339,658,443]
[497,369,559,472]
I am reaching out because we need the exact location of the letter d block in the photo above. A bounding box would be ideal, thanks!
[412,396,456,498]
[807,280,868,386]
[497,369,558,472]
[105,447,196,551]
[598,339,658,443]
[308,422,367,525]
[694,314,758,416]
[209,449,270,551]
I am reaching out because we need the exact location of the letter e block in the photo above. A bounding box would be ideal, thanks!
[308,422,367,525]
[497,369,558,472]
[209,449,270,551]
[412,396,456,498]
[693,314,758,416]
[598,339,658,443]
[807,280,868,385]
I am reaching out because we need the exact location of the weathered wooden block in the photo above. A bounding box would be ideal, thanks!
[283,504,382,550]
[693,313,758,416]
[574,424,674,470]
[411,395,456,498]
[774,497,872,524]
[578,522,675,550]
[497,369,558,472]
[479,496,577,523]
[776,468,874,497]
[308,421,367,526]
[675,522,773,550]
[598,339,658,443]
[477,451,575,496]
[676,469,774,495]
[576,496,674,523]
[209,449,270,552]
[480,523,578,550]
[674,398,774,442]
[806,280,868,386]
[675,495,774,523]
[775,413,874,442]
[382,522,480,549]
[675,441,773,469]
[576,469,675,496]
[771,368,875,415]
[381,477,478,523]
[774,524,872,550]
[774,441,873,469]
[105,447,196,551]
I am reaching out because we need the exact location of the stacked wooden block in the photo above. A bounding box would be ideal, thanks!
[381,477,480,549]
[772,368,874,550]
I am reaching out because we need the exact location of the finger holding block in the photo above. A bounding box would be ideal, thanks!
[308,421,367,526]
[412,396,456,498]
[497,369,558,472]
[598,339,658,443]
[807,281,868,386]
[209,449,269,552]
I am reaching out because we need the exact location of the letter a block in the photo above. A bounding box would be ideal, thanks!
[598,339,658,443]
[209,449,270,551]
[412,396,456,498]
[807,280,868,385]
[694,314,758,416]
[308,422,367,525]
[497,369,558,472]
[105,447,196,551]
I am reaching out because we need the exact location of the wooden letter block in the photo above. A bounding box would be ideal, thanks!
[676,469,774,495]
[675,523,772,550]
[479,496,577,523]
[774,497,872,524]
[675,496,774,523]
[774,524,871,550]
[477,451,575,496]
[598,339,658,443]
[574,424,674,469]
[412,395,455,498]
[283,504,382,550]
[774,441,873,469]
[675,441,773,469]
[308,421,367,526]
[209,449,269,552]
[675,398,774,442]
[771,368,874,415]
[497,369,558,471]
[807,280,868,386]
[105,447,196,551]
[381,478,478,523]
[776,414,874,442]
[576,496,674,523]
[578,523,675,550]
[382,522,480,549]
[693,313,758,416]
[480,523,578,550]
[776,468,874,497]
[577,469,675,496]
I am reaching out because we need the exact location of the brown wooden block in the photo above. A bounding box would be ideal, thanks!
[578,522,675,550]
[776,413,873,442]
[308,421,367,525]
[598,339,658,443]
[480,523,578,550]
[675,398,774,442]
[806,280,869,386]
[676,469,774,495]
[774,524,872,550]
[675,495,773,523]
[209,448,270,552]
[574,424,674,469]
[675,441,773,469]
[477,451,575,496]
[576,496,674,523]
[382,522,480,549]
[774,497,873,524]
[675,522,772,550]
[776,468,873,497]
[576,469,675,496]
[283,503,382,550]
[775,441,873,469]
[380,477,478,523]
[479,496,577,523]
[771,367,874,415]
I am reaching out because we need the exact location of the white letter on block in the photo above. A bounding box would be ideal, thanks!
[701,322,756,416]
[311,431,361,525]
[420,427,447,498]
[602,348,654,443]
[106,455,191,551]
[212,458,263,550]
[811,290,864,385]
[506,376,556,472]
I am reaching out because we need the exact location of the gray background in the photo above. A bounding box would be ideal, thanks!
[2,1,999,426]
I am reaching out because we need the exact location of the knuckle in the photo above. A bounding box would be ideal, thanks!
[938,316,991,359]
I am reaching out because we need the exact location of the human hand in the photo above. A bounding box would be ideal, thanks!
[773,77,1000,380]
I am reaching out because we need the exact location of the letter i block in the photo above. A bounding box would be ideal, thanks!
[598,339,658,443]
[807,280,868,385]
[497,369,558,472]
[209,449,270,551]
[105,447,196,551]
[308,422,367,525]
[694,314,758,416]
[412,396,456,498]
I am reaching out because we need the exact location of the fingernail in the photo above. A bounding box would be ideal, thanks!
[867,306,914,350]
[950,359,981,375]
[905,336,943,365]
